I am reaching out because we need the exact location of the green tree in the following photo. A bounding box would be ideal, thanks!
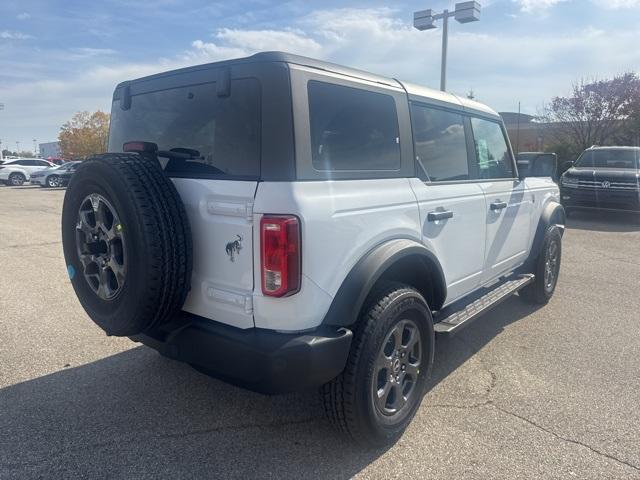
[58,111,110,159]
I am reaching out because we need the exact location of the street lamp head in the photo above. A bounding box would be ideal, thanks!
[414,9,437,30]
[454,1,481,23]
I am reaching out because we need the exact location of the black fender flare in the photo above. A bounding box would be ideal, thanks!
[322,239,447,328]
[527,200,565,267]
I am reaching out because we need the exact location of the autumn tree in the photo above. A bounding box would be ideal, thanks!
[540,73,640,155]
[58,111,110,159]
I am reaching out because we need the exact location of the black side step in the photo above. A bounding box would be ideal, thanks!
[433,274,535,335]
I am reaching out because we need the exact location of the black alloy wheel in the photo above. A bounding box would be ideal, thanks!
[75,193,126,300]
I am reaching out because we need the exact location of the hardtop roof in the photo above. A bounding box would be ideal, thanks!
[115,51,500,119]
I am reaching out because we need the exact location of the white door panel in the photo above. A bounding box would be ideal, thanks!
[479,180,532,282]
[172,178,257,329]
[409,178,486,304]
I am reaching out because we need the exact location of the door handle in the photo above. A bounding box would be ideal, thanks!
[427,210,454,222]
[490,200,508,211]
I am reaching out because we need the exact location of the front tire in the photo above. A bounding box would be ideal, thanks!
[321,283,434,446]
[520,226,562,305]
[46,175,60,188]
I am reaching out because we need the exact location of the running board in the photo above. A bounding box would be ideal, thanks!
[433,274,535,335]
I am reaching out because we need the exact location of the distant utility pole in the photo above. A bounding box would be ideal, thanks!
[16,141,21,153]
[413,2,481,92]
[33,139,38,157]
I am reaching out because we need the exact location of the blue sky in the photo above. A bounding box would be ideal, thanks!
[1,0,639,152]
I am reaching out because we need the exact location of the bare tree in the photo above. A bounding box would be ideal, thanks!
[540,73,640,152]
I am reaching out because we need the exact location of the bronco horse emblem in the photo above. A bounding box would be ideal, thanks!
[225,235,243,262]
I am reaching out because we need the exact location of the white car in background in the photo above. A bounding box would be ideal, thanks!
[0,158,56,186]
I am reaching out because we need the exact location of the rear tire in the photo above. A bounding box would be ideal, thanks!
[62,153,192,336]
[520,226,562,305]
[321,282,434,446]
[9,173,25,186]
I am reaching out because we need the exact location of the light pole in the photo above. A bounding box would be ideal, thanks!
[33,139,38,157]
[413,1,481,92]
[16,141,20,153]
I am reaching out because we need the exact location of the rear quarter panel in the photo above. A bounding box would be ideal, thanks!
[252,179,421,331]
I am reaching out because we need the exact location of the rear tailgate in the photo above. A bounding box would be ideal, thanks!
[173,178,258,329]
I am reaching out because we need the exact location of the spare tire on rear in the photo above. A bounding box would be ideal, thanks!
[62,153,192,336]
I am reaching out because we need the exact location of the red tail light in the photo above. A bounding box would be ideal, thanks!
[260,215,301,297]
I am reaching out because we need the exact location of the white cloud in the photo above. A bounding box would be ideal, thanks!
[593,0,640,7]
[188,28,322,62]
[514,0,568,12]
[16,12,31,20]
[69,47,118,58]
[3,6,640,147]
[0,30,34,40]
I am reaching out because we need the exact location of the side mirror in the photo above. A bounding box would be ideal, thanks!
[561,160,574,171]
[522,154,557,180]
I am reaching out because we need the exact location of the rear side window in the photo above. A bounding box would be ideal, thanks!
[109,78,261,179]
[308,81,400,171]
[410,105,469,182]
[470,117,514,179]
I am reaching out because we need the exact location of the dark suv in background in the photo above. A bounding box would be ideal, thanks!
[560,146,640,215]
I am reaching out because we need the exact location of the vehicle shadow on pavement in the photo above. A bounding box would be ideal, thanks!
[427,295,541,395]
[0,298,539,479]
[0,345,387,479]
[566,210,640,232]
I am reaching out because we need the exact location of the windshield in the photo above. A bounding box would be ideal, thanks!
[575,149,639,169]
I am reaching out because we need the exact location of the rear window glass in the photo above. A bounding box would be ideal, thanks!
[576,149,639,169]
[308,81,400,171]
[411,105,469,181]
[109,78,261,179]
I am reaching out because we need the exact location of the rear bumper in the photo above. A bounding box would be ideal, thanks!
[131,312,353,395]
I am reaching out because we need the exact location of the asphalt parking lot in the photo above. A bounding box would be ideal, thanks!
[1,185,639,479]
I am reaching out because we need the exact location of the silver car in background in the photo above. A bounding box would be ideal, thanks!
[30,162,81,187]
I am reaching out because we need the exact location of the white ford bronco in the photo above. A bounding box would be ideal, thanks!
[62,52,565,446]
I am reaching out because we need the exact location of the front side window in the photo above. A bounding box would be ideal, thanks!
[470,117,514,179]
[308,81,400,171]
[109,78,261,179]
[411,105,468,181]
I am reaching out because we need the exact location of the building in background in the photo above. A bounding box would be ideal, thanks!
[500,112,548,154]
[39,141,61,159]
